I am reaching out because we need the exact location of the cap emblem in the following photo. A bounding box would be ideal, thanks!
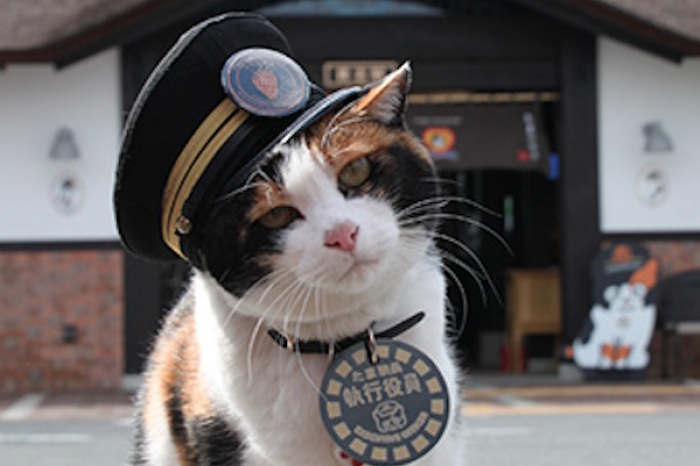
[253,68,279,100]
[222,48,310,117]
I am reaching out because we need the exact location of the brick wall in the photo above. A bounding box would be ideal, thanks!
[0,249,123,393]
[647,332,700,379]
[645,240,700,379]
[645,240,700,277]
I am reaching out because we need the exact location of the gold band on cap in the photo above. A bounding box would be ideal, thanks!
[162,99,249,258]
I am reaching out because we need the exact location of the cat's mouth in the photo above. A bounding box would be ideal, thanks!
[339,257,381,283]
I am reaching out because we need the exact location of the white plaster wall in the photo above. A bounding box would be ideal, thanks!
[0,49,121,242]
[598,38,700,233]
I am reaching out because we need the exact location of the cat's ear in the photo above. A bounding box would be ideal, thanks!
[353,62,412,127]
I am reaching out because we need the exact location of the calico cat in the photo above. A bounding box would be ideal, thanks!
[119,14,465,466]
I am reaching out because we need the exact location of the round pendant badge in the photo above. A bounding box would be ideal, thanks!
[320,339,450,466]
[221,48,310,117]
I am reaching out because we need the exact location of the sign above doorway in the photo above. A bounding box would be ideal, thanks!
[322,60,399,88]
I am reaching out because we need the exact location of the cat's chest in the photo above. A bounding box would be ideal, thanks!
[222,336,344,464]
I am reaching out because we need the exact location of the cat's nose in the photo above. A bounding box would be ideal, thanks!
[324,221,359,253]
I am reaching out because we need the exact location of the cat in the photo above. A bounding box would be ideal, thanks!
[129,62,465,466]
[573,281,656,370]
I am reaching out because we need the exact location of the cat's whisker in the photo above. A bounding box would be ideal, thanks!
[397,195,502,219]
[255,166,274,185]
[312,284,334,347]
[395,199,447,217]
[270,278,310,389]
[280,278,310,337]
[254,268,297,306]
[400,212,514,257]
[316,286,338,362]
[427,231,501,305]
[326,146,357,161]
[440,249,489,306]
[398,217,497,306]
[249,277,310,385]
[439,262,469,339]
[216,181,267,204]
[244,271,305,383]
[268,281,327,395]
[395,237,434,271]
[245,301,291,384]
[397,236,475,339]
[418,176,459,187]
[222,267,294,330]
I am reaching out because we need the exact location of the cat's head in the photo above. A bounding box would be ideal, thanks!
[193,64,441,323]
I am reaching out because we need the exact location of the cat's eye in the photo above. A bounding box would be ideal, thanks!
[258,206,300,229]
[338,157,371,188]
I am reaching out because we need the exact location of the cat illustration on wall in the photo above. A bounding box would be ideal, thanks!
[574,244,659,371]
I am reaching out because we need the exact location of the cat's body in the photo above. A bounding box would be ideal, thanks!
[136,256,461,466]
[121,16,465,466]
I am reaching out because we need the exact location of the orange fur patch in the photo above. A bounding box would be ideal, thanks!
[141,306,215,465]
[309,113,433,173]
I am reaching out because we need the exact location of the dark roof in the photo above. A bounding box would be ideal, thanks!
[0,0,235,66]
[1,0,700,66]
[513,0,700,61]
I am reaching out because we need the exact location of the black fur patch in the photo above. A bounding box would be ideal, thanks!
[365,141,440,231]
[194,188,280,297]
[190,416,246,466]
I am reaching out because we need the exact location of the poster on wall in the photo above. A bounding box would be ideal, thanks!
[406,103,551,174]
[573,243,660,374]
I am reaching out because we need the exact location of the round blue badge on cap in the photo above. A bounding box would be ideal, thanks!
[221,48,310,117]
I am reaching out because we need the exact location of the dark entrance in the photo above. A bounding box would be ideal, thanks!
[439,169,559,369]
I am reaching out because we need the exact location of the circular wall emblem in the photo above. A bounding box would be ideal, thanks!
[50,173,84,215]
[320,339,450,466]
[635,164,669,207]
[221,48,310,117]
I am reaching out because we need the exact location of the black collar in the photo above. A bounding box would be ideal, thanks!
[267,311,426,354]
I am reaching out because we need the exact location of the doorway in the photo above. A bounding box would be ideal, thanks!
[439,169,560,370]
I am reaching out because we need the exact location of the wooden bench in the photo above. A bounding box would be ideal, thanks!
[505,269,562,373]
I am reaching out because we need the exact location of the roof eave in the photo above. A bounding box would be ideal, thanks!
[512,0,700,63]
[0,0,227,68]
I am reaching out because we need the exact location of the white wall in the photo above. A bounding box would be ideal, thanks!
[0,49,121,242]
[598,37,700,233]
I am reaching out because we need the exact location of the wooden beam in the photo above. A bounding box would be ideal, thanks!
[273,16,560,62]
[557,27,600,344]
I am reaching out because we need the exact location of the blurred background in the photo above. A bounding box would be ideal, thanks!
[0,1,699,465]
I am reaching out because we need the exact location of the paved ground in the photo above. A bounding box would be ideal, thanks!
[0,392,133,466]
[1,376,699,465]
[463,375,700,466]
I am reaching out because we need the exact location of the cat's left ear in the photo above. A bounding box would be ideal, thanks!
[353,62,412,127]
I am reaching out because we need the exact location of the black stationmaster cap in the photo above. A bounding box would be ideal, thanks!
[114,12,362,263]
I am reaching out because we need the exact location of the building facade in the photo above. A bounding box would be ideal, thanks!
[1,0,699,392]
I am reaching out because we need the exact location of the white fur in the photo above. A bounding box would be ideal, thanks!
[150,129,464,465]
[143,402,180,465]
